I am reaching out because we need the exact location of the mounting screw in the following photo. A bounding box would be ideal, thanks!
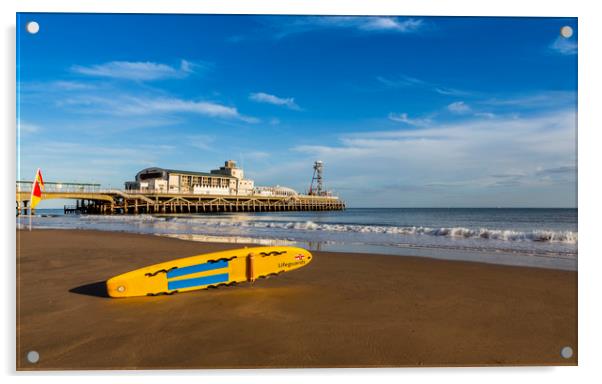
[561,346,573,359]
[560,26,573,38]
[26,350,40,363]
[26,21,40,34]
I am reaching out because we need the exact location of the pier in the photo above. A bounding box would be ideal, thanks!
[16,181,345,215]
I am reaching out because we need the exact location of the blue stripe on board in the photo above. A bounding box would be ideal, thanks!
[167,260,228,279]
[168,273,230,290]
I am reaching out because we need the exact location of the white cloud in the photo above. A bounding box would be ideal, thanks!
[376,75,425,88]
[18,122,41,134]
[125,98,236,118]
[447,101,471,114]
[71,60,203,81]
[18,80,103,95]
[187,134,217,151]
[388,112,431,127]
[480,91,576,109]
[52,81,95,90]
[434,87,471,96]
[19,140,177,187]
[59,94,259,123]
[246,151,270,159]
[376,74,473,97]
[550,37,577,55]
[292,110,577,206]
[357,17,423,32]
[250,92,300,110]
[272,16,425,38]
[179,59,195,73]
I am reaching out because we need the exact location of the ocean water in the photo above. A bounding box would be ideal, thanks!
[17,208,577,270]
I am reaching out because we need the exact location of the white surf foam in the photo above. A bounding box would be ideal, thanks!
[24,214,577,244]
[165,218,577,244]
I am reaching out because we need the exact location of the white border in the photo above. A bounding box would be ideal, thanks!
[3,1,600,383]
[4,0,586,16]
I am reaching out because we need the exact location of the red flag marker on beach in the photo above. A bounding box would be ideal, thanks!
[29,168,44,230]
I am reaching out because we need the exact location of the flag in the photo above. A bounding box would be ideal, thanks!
[30,168,44,210]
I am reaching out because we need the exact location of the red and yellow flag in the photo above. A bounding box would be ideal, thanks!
[30,168,45,210]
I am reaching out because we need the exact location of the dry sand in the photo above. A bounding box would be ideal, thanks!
[16,229,577,369]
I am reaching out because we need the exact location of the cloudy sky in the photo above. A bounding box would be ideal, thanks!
[17,14,577,208]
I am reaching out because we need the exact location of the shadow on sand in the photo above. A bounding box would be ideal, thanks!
[69,281,110,298]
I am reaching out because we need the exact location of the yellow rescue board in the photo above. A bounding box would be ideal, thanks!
[106,246,313,298]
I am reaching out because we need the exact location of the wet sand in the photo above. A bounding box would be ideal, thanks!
[16,229,577,369]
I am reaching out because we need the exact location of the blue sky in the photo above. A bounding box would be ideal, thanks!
[17,14,577,208]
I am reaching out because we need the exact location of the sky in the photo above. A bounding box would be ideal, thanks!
[16,14,577,208]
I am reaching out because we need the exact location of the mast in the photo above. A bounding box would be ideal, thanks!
[309,160,324,195]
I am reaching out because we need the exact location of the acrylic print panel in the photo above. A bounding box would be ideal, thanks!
[16,13,577,369]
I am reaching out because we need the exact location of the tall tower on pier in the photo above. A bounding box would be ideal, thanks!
[309,160,324,196]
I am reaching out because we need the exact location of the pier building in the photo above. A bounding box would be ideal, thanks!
[124,160,299,197]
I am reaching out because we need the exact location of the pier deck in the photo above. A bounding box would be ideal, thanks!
[16,182,345,215]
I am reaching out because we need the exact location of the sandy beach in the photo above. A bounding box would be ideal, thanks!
[16,229,577,369]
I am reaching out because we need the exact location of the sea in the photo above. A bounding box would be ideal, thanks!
[17,208,577,271]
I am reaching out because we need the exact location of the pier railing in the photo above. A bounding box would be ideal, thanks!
[16,181,102,193]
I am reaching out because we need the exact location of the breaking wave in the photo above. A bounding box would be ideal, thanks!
[51,214,578,244]
[164,218,578,244]
[79,214,168,222]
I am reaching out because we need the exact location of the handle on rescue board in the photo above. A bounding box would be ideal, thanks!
[247,253,256,283]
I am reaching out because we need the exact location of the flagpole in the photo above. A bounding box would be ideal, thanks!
[30,173,34,232]
[30,174,34,231]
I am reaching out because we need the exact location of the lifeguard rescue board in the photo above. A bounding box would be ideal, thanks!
[106,246,313,298]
